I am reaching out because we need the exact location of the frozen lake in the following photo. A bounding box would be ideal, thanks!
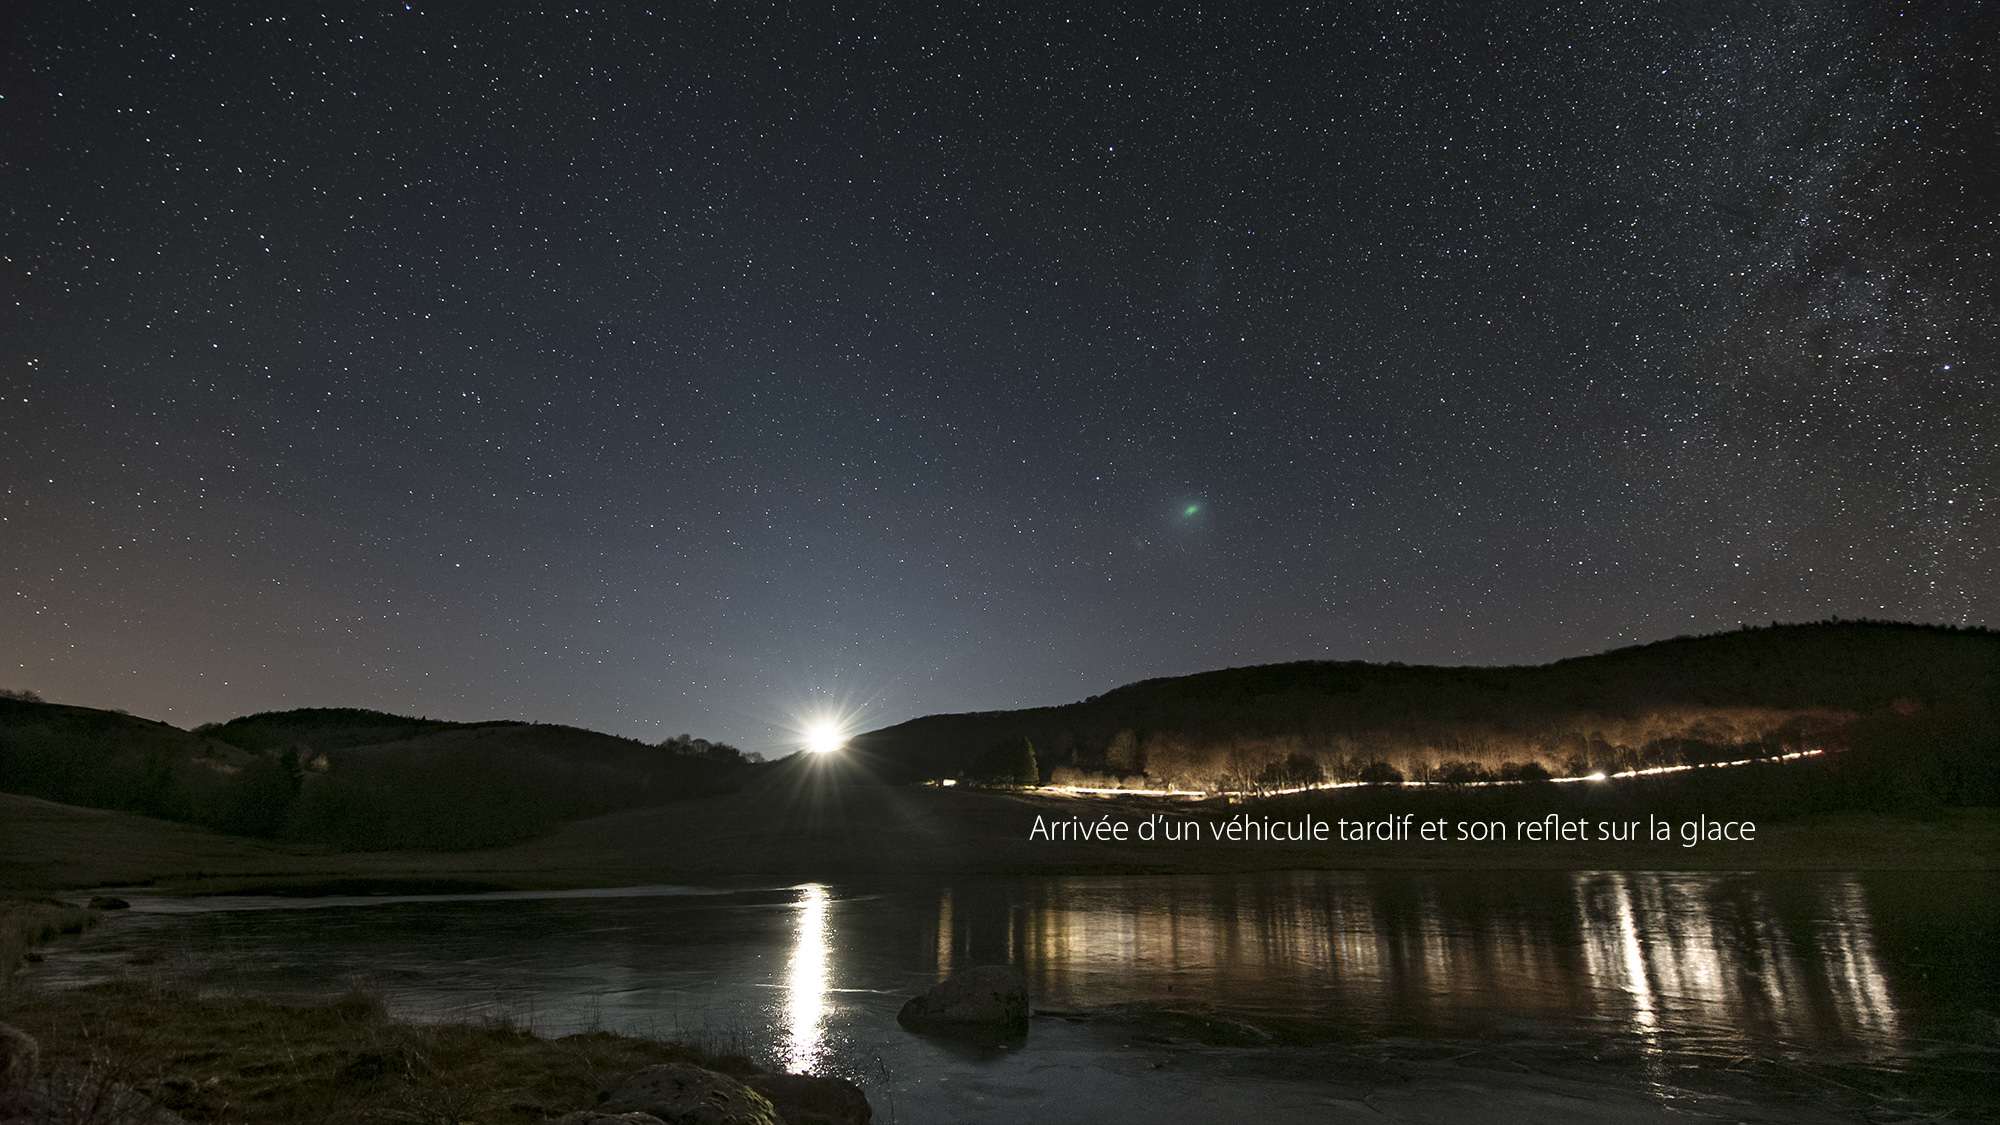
[32,869,1995,1122]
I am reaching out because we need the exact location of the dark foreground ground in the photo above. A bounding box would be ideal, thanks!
[0,972,763,1125]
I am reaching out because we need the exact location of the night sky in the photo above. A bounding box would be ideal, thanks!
[4,4,1993,754]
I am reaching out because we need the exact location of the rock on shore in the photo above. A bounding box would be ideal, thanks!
[595,1063,780,1125]
[743,1072,870,1125]
[896,964,1030,1034]
[557,1064,871,1125]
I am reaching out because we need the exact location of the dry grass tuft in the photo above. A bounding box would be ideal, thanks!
[0,898,96,982]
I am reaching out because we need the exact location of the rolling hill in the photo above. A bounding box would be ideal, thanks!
[4,622,1993,859]
[0,702,758,850]
[847,621,2000,807]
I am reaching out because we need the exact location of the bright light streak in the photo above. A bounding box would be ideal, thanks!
[784,883,830,1073]
[1043,784,1210,798]
[1021,748,1833,800]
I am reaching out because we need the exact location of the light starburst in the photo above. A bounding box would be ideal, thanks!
[804,721,847,755]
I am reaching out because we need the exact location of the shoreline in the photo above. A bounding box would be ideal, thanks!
[4,789,1994,898]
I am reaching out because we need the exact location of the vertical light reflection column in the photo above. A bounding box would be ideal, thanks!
[784,883,831,1074]
[1613,874,1659,1032]
[1575,873,1659,1033]
[1819,879,1902,1049]
[936,888,954,981]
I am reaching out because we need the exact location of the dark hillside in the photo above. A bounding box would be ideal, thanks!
[849,622,1999,808]
[6,622,1988,855]
[0,701,761,851]
[288,722,755,850]
[0,698,290,835]
[200,707,523,755]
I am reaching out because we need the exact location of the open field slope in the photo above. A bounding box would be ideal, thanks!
[0,699,289,835]
[281,721,754,850]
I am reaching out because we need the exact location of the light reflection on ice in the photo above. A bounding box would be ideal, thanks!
[1005,871,1903,1057]
[34,869,1917,1076]
[1570,873,1901,1054]
[784,883,831,1074]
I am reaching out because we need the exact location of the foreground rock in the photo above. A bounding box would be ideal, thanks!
[596,1063,780,1125]
[743,1073,870,1125]
[896,964,1029,1034]
[548,1113,666,1125]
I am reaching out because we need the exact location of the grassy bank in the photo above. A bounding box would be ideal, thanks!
[0,976,768,1125]
[0,897,95,982]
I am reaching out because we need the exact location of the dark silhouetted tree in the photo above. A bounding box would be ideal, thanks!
[1358,761,1404,785]
[972,737,1039,786]
[1258,753,1325,790]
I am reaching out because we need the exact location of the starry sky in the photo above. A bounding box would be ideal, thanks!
[4,4,1993,754]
